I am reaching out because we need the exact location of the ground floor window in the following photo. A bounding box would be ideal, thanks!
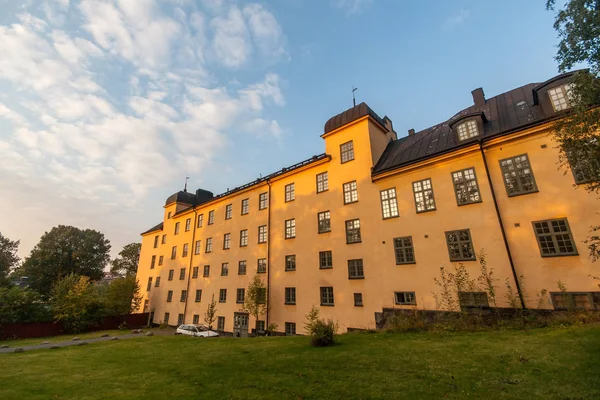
[285,322,296,336]
[394,292,416,305]
[217,316,225,331]
[551,292,600,310]
[177,314,184,325]
[193,314,199,324]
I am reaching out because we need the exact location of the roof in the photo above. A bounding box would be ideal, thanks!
[141,222,163,236]
[372,71,582,175]
[324,102,388,135]
[165,190,199,207]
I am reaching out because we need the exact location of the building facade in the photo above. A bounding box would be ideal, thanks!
[136,71,599,334]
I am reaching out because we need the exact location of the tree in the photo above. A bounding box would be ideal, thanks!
[110,243,141,277]
[51,273,104,333]
[0,232,20,287]
[104,275,143,316]
[17,225,111,295]
[0,286,51,324]
[204,295,218,330]
[243,275,267,333]
[547,0,600,260]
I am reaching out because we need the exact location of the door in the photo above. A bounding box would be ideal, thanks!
[233,312,249,338]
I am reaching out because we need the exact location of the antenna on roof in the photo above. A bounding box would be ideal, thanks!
[183,175,189,192]
[352,86,358,107]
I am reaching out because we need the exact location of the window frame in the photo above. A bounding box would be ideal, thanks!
[197,214,204,228]
[208,210,215,225]
[161,234,166,244]
[340,140,355,164]
[320,286,334,306]
[316,172,329,193]
[155,277,161,287]
[179,268,186,280]
[412,178,436,213]
[258,225,267,244]
[236,288,245,304]
[285,322,296,336]
[394,291,416,305]
[532,218,578,257]
[550,291,600,310]
[393,236,416,265]
[171,246,177,260]
[456,119,479,142]
[223,233,231,250]
[217,316,225,331]
[445,229,476,262]
[319,250,333,269]
[285,219,296,239]
[347,259,364,279]
[168,269,174,281]
[451,167,482,206]
[548,83,573,112]
[203,265,210,277]
[205,237,212,253]
[240,229,249,247]
[174,222,180,235]
[284,287,296,305]
[219,289,227,303]
[150,255,156,269]
[259,192,268,210]
[180,290,187,303]
[354,293,363,307]
[182,243,189,257]
[158,255,164,266]
[342,180,359,205]
[185,218,191,232]
[380,187,399,219]
[166,290,173,302]
[285,254,296,272]
[345,219,362,244]
[257,258,267,274]
[317,210,331,234]
[225,204,233,220]
[499,154,538,197]
[192,266,199,279]
[238,260,247,275]
[285,183,295,202]
[221,262,229,276]
[241,198,249,215]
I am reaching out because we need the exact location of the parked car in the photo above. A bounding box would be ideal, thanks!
[175,324,219,337]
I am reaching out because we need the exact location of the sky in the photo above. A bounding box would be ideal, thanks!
[0,0,562,259]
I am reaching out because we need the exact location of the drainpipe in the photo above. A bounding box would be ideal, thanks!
[479,140,526,309]
[182,209,198,323]
[266,179,272,327]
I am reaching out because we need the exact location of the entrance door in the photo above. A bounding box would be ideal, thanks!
[233,312,249,338]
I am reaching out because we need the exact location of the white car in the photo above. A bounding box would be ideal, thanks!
[175,324,220,337]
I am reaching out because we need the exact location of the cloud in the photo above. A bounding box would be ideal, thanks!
[209,6,252,68]
[442,8,470,31]
[331,0,373,15]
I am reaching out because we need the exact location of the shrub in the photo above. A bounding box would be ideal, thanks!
[304,306,338,347]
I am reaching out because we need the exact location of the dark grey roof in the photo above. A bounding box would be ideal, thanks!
[165,190,200,206]
[324,102,388,135]
[141,222,163,235]
[372,71,581,175]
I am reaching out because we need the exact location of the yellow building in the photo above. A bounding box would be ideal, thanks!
[136,71,599,334]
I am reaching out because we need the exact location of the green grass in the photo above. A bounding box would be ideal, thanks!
[0,329,135,348]
[1,325,599,400]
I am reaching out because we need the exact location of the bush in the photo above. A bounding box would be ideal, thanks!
[310,319,337,347]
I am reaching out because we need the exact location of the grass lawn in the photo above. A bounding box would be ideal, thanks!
[0,329,138,348]
[1,325,599,400]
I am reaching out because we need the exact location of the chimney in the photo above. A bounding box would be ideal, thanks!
[472,88,485,107]
[408,128,415,136]
[382,116,394,133]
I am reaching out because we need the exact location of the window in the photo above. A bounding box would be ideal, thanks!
[532,218,578,256]
[155,277,161,287]
[319,251,333,269]
[182,243,189,257]
[168,269,174,281]
[168,211,172,219]
[551,292,600,310]
[185,218,191,232]
[203,265,210,277]
[150,255,156,269]
[568,147,600,185]
[320,287,334,306]
[146,277,152,291]
[179,268,186,280]
[259,192,268,210]
[158,255,164,266]
[217,316,225,331]
[177,314,184,325]
[221,262,229,276]
[171,246,177,259]
[219,289,227,303]
[285,183,295,202]
[317,211,331,233]
[340,140,354,163]
[174,222,180,235]
[285,255,296,271]
[205,237,212,253]
[161,234,166,244]
[394,237,416,264]
[413,178,436,212]
[164,312,170,324]
[143,299,149,313]
[256,320,265,332]
[195,290,202,302]
[238,260,247,275]
[316,172,329,193]
[257,258,267,273]
[223,233,231,250]
[348,259,364,279]
[258,225,267,243]
[456,120,479,141]
[345,219,361,244]
[285,219,296,239]
[445,229,476,261]
[180,290,187,302]
[153,235,158,248]
[240,229,248,247]
[236,288,245,304]
[499,154,538,196]
[166,290,173,302]
[193,314,200,324]
[257,288,266,304]
[241,198,249,215]
[225,204,232,220]
[343,181,358,204]
[394,292,416,305]
[194,240,201,255]
[197,214,204,228]
[452,168,481,205]
[208,210,215,225]
[548,84,573,112]
[354,293,363,307]
[285,322,296,335]
[458,292,489,309]
[380,188,399,219]
[285,287,296,305]
[192,266,199,279]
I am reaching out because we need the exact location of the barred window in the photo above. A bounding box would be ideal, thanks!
[285,287,296,305]
[203,265,210,277]
[180,290,187,302]
[194,240,201,255]
[532,218,578,256]
[208,210,215,225]
[458,292,489,309]
[456,120,479,141]
[394,236,415,264]
[340,141,354,163]
[548,84,573,112]
[167,290,173,302]
[394,292,416,305]
[320,287,334,306]
[168,269,174,281]
[236,288,245,304]
[182,243,189,257]
[380,188,399,219]
[238,260,247,275]
[192,266,199,278]
[195,290,202,302]
[221,262,229,276]
[205,237,212,253]
[241,198,249,215]
[217,316,225,331]
[179,268,186,280]
[354,293,363,307]
[240,229,248,247]
[259,192,268,210]
[318,211,331,233]
[155,277,160,287]
[499,154,538,196]
[285,255,296,271]
[345,219,361,244]
[158,256,164,266]
[185,218,191,232]
[348,259,364,279]
[150,255,156,269]
[193,314,200,324]
[146,277,152,291]
[174,222,180,235]
[285,183,295,202]
[445,229,475,261]
[171,246,177,259]
[285,219,296,239]
[223,233,231,250]
[258,225,267,243]
[319,250,333,269]
[197,214,203,228]
[257,258,267,273]
[413,178,436,212]
[343,181,358,204]
[316,172,329,193]
[285,322,296,335]
[219,289,227,303]
[452,168,481,205]
[225,204,232,220]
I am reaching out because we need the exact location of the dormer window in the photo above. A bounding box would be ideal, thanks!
[456,120,479,141]
[548,84,573,112]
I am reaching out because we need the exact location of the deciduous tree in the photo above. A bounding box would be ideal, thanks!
[104,275,143,316]
[204,295,218,330]
[0,232,19,287]
[51,274,104,333]
[243,275,267,333]
[110,243,141,277]
[0,286,50,324]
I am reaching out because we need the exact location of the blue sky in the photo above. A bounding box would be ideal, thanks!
[0,0,561,258]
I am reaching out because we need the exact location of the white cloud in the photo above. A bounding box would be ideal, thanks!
[210,6,252,68]
[332,0,372,15]
[442,9,470,31]
[243,4,287,62]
